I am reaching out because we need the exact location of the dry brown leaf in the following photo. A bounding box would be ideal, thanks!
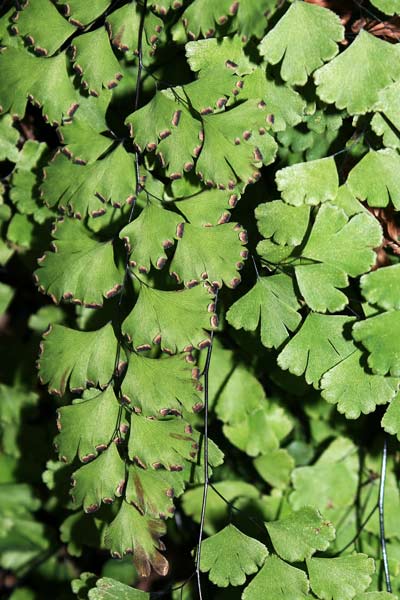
[352,17,400,41]
[369,207,400,268]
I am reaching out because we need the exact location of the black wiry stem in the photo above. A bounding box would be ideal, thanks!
[195,289,218,600]
[116,0,147,317]
[208,482,267,534]
[131,0,147,216]
[131,0,147,222]
[111,0,147,435]
[351,0,400,43]
[332,503,378,556]
[379,436,392,593]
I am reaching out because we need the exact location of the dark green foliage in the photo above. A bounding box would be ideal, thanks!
[1,1,400,598]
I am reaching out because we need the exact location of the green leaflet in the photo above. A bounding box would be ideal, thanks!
[121,352,203,416]
[0,483,51,572]
[209,342,292,454]
[87,577,149,599]
[60,511,102,557]
[307,106,344,135]
[103,501,168,577]
[195,100,277,189]
[211,342,266,419]
[0,384,39,458]
[38,323,119,395]
[174,186,238,226]
[60,116,113,164]
[34,219,123,307]
[223,403,293,457]
[7,213,36,248]
[71,443,125,512]
[360,264,400,311]
[106,3,164,57]
[11,0,76,56]
[9,140,48,215]
[0,114,19,162]
[382,391,400,441]
[300,205,381,275]
[128,88,276,187]
[353,312,400,376]
[170,222,248,288]
[306,555,375,600]
[370,0,399,13]
[321,349,399,419]
[347,149,400,210]
[235,0,278,40]
[126,88,202,178]
[185,36,253,76]
[331,188,362,219]
[242,555,310,600]
[226,275,301,349]
[42,147,136,218]
[295,263,349,314]
[256,238,296,265]
[176,69,243,114]
[372,81,400,150]
[314,30,400,115]
[0,47,78,124]
[179,437,224,485]
[292,111,343,162]
[28,305,64,332]
[241,67,306,132]
[0,200,11,225]
[71,28,123,96]
[128,415,198,470]
[125,465,183,519]
[64,88,110,128]
[254,448,295,489]
[290,437,359,518]
[120,202,181,273]
[276,157,338,206]
[54,0,112,26]
[55,388,122,463]
[58,92,112,164]
[266,506,336,563]
[0,8,18,48]
[255,201,310,246]
[259,1,343,86]
[200,524,268,587]
[277,313,355,388]
[0,283,13,317]
[295,204,382,313]
[0,482,40,515]
[178,0,239,39]
[122,283,217,353]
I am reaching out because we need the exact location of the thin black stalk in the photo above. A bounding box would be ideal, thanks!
[351,0,400,43]
[332,503,378,556]
[379,436,392,593]
[113,0,147,325]
[208,481,267,534]
[110,0,147,437]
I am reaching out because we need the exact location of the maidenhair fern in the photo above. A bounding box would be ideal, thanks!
[1,0,400,598]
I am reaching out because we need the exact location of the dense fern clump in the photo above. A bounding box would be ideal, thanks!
[1,0,400,597]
